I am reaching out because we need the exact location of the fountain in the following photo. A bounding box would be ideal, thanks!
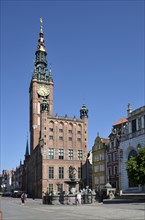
[65,166,79,193]
[64,166,80,204]
[42,166,96,205]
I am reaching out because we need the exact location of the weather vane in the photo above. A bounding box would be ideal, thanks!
[40,17,43,32]
[40,17,43,24]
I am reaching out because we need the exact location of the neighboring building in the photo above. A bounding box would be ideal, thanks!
[22,138,30,194]
[23,18,88,198]
[120,104,145,192]
[1,170,13,192]
[92,135,109,190]
[108,118,128,190]
[0,174,2,192]
[11,161,24,192]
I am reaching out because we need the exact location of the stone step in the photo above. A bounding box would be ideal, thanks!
[103,193,145,204]
[103,198,145,204]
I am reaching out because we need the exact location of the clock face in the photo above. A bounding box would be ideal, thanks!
[37,85,50,96]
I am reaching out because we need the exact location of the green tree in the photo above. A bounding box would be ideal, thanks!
[126,146,145,185]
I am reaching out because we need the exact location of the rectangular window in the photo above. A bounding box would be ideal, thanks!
[68,149,73,160]
[95,176,99,184]
[68,130,72,134]
[93,155,97,161]
[77,131,81,134]
[48,148,54,159]
[77,138,81,142]
[49,167,54,179]
[111,141,114,149]
[108,167,112,176]
[78,167,82,179]
[78,150,83,160]
[100,176,104,184]
[132,119,136,133]
[58,149,64,160]
[59,129,63,133]
[49,184,53,193]
[138,118,141,130]
[59,167,64,179]
[100,154,104,161]
[97,145,100,150]
[68,137,72,141]
[94,165,99,172]
[49,128,53,132]
[59,136,63,140]
[49,136,53,140]
[94,155,99,161]
[114,152,118,161]
[114,166,118,175]
[100,164,104,172]
[57,183,63,192]
[107,154,111,163]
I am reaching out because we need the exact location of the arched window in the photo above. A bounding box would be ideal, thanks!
[128,150,137,160]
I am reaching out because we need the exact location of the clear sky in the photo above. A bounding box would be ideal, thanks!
[1,0,144,171]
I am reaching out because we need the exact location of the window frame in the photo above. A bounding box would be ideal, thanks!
[68,149,73,160]
[58,148,64,160]
[48,148,54,159]
[49,167,54,179]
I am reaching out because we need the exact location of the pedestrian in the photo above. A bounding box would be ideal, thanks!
[21,192,26,205]
[76,192,81,205]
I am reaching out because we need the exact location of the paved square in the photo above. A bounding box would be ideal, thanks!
[1,197,145,220]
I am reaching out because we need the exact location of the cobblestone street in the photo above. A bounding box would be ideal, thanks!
[1,197,145,220]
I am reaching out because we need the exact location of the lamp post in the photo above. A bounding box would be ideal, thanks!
[119,149,123,194]
[39,138,44,197]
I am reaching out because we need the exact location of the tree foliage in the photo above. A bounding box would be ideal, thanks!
[126,146,145,185]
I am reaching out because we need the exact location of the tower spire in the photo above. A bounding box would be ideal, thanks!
[36,17,47,55]
[33,17,49,81]
[25,136,29,157]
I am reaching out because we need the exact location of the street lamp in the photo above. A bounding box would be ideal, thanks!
[119,149,123,193]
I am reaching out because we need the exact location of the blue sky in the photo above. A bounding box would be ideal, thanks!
[1,0,144,171]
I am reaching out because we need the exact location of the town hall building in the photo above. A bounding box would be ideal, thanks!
[23,18,89,198]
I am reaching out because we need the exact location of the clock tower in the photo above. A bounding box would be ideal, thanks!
[29,18,54,153]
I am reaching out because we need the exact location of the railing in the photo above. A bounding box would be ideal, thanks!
[121,128,145,142]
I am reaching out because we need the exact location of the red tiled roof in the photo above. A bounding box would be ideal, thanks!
[113,117,128,126]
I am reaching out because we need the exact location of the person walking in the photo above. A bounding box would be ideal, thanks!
[21,192,26,205]
[76,192,81,205]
